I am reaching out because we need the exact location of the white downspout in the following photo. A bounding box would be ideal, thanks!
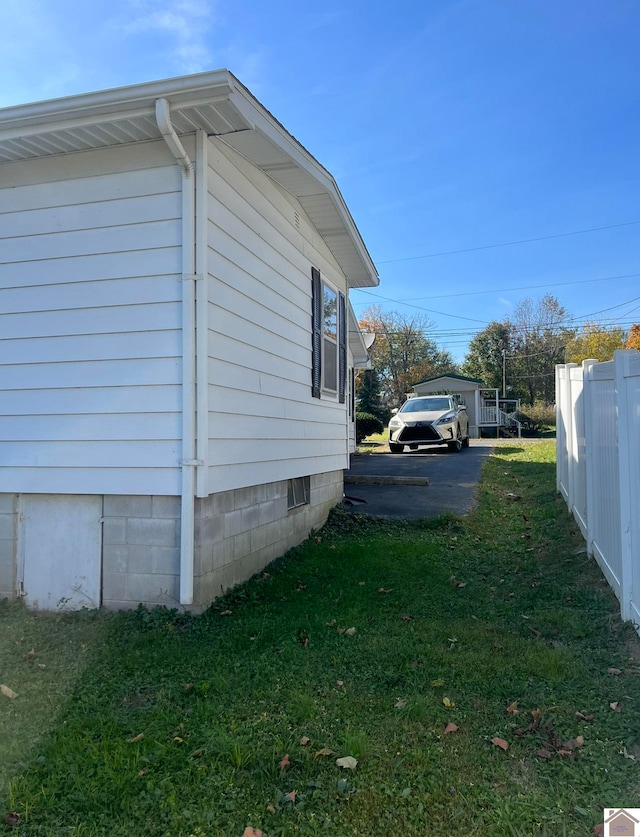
[155,98,197,606]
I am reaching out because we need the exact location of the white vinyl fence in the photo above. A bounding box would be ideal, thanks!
[556,349,640,635]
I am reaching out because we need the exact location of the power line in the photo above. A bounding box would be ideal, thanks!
[374,219,640,265]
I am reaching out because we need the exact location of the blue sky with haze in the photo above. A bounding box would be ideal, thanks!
[3,0,639,361]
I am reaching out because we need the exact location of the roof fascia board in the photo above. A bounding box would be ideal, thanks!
[0,70,233,139]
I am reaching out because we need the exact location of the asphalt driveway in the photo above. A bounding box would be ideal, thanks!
[343,440,495,519]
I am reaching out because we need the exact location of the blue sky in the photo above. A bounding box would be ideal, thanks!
[3,0,640,361]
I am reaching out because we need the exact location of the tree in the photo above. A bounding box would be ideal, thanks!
[356,368,388,423]
[509,295,574,405]
[359,306,456,406]
[461,321,512,392]
[565,321,626,364]
[626,323,640,350]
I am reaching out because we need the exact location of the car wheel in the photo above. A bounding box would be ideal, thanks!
[389,443,404,454]
[447,426,463,453]
[462,433,470,448]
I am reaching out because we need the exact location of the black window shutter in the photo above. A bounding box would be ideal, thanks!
[311,267,322,398]
[338,291,347,404]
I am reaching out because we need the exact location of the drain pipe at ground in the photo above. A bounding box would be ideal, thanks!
[155,98,197,606]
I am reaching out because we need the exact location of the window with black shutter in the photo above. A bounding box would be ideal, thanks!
[311,267,322,398]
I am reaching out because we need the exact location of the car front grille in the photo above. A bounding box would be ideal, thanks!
[397,424,440,443]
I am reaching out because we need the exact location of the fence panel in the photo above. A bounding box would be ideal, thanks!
[557,350,640,636]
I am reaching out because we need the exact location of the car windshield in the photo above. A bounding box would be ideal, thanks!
[400,397,452,413]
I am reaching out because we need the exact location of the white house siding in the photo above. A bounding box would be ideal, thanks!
[0,140,184,496]
[204,138,350,494]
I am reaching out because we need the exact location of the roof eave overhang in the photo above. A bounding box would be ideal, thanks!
[0,70,378,289]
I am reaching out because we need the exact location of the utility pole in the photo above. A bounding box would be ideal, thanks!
[501,349,506,399]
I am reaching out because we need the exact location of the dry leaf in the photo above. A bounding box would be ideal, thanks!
[4,812,20,827]
[529,627,542,637]
[266,804,276,813]
[336,680,344,687]
[442,697,455,708]
[345,627,357,637]
[336,627,346,634]
[0,685,18,699]
[37,663,46,669]
[278,754,290,770]
[220,609,232,616]
[242,829,263,837]
[607,667,622,675]
[315,747,334,757]
[451,576,467,588]
[336,756,358,770]
[506,493,522,501]
[300,736,310,746]
[296,583,307,591]
[394,698,407,709]
[430,678,444,687]
[326,619,337,626]
[444,722,459,734]
[536,749,553,759]
[622,746,636,761]
[24,648,36,661]
[506,701,520,716]
[284,790,297,803]
[358,581,366,586]
[491,737,509,751]
[609,701,621,712]
[575,711,595,722]
[128,733,144,744]
[378,588,393,594]
[400,614,413,622]
[531,708,541,720]
[562,735,585,751]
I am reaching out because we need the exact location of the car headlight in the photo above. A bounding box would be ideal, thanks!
[389,419,402,428]
[435,412,456,425]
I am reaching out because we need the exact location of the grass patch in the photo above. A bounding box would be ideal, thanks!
[1,441,639,835]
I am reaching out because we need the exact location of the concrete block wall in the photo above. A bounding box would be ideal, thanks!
[102,495,181,609]
[0,494,17,600]
[193,470,343,609]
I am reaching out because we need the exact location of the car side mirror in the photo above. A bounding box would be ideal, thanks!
[458,405,467,410]
[391,408,399,415]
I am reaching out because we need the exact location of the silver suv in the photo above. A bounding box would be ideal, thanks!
[388,395,470,453]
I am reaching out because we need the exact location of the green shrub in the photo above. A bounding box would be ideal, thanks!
[525,400,557,428]
[355,412,384,443]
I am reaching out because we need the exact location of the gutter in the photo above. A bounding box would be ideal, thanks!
[155,97,197,606]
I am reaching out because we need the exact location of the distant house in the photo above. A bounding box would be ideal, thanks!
[0,71,378,611]
[411,373,521,438]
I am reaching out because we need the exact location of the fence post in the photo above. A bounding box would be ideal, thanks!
[582,359,598,558]
[615,350,634,621]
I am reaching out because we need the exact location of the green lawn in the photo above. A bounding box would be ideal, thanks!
[1,441,639,836]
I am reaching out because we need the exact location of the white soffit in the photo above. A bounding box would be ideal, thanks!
[0,70,378,289]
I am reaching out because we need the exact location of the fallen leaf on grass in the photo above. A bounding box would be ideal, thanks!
[242,829,263,837]
[430,678,444,687]
[528,627,542,638]
[444,722,459,734]
[400,614,413,622]
[283,790,297,803]
[266,804,276,814]
[128,733,144,744]
[315,747,335,757]
[336,680,344,687]
[0,685,18,699]
[491,737,509,752]
[609,701,622,712]
[394,698,407,709]
[326,619,336,627]
[300,736,310,746]
[358,581,366,586]
[450,576,467,589]
[345,627,357,637]
[607,667,623,675]
[575,711,595,722]
[4,812,20,827]
[622,746,636,761]
[278,754,290,770]
[442,697,455,708]
[23,648,36,661]
[561,735,584,751]
[536,749,553,759]
[378,588,393,594]
[505,493,522,501]
[531,708,541,720]
[37,663,46,669]
[506,701,520,716]
[220,609,232,617]
[336,756,358,770]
